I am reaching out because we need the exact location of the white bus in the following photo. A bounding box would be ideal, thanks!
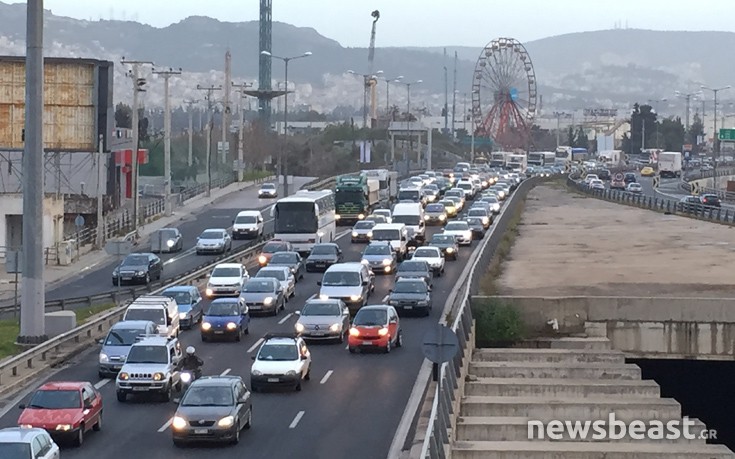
[271,190,336,254]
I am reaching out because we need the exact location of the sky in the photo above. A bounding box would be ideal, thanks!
[8,0,735,47]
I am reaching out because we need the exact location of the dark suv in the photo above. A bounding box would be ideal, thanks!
[700,194,721,208]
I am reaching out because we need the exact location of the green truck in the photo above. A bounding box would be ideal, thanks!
[334,175,380,225]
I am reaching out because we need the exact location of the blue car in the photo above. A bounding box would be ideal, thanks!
[162,285,204,329]
[201,298,250,342]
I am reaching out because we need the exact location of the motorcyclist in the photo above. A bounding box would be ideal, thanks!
[181,346,203,379]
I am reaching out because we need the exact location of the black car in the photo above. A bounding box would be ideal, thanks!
[305,243,343,272]
[597,169,611,180]
[700,194,721,208]
[112,253,163,285]
[268,251,306,281]
[466,217,486,239]
[624,173,637,184]
[395,260,433,287]
[428,234,459,261]
[387,278,432,316]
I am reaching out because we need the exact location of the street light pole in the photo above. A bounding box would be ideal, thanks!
[648,98,667,149]
[153,67,182,217]
[396,80,423,171]
[380,75,403,120]
[196,84,223,197]
[701,85,732,191]
[184,99,199,167]
[233,82,254,182]
[261,51,312,198]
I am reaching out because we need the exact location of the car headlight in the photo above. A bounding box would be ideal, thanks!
[263,296,274,305]
[153,372,164,381]
[179,312,187,319]
[417,300,429,306]
[349,327,360,337]
[205,288,214,296]
[350,295,361,302]
[20,424,33,429]
[424,215,430,220]
[378,327,389,336]
[286,370,297,376]
[136,270,145,276]
[382,258,392,266]
[319,294,329,300]
[446,247,454,253]
[482,217,489,224]
[166,239,175,248]
[330,323,341,332]
[367,231,373,238]
[358,213,365,220]
[258,255,267,264]
[118,372,129,381]
[226,322,237,330]
[439,214,446,220]
[202,322,212,330]
[55,424,73,431]
[335,214,341,220]
[295,322,305,332]
[172,416,187,430]
[217,415,235,428]
[352,231,358,237]
[252,369,263,376]
[493,204,500,211]
[99,352,108,363]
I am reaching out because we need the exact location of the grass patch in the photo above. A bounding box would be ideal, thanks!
[478,198,526,295]
[76,303,118,324]
[471,297,525,347]
[242,170,273,182]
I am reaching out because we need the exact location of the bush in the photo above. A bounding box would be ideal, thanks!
[472,298,524,347]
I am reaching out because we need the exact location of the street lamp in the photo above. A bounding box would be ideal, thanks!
[648,98,667,149]
[260,50,312,197]
[395,79,423,170]
[348,69,383,128]
[377,75,403,120]
[701,85,732,190]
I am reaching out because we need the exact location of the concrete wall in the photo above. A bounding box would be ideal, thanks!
[475,296,735,361]
[0,194,64,252]
[689,175,735,192]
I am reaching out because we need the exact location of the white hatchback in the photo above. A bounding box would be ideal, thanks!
[410,246,445,276]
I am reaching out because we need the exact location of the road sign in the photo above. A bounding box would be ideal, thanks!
[104,240,133,257]
[5,250,21,274]
[719,129,735,141]
[217,141,230,153]
[653,175,660,189]
[614,173,624,181]
[422,324,459,364]
[74,215,85,228]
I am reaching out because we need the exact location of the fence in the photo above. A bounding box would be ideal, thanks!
[416,177,541,459]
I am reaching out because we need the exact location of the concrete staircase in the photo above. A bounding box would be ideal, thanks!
[451,338,735,459]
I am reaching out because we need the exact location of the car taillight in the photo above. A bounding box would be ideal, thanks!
[308,239,316,243]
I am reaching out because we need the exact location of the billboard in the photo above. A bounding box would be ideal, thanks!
[0,56,113,152]
[584,108,618,117]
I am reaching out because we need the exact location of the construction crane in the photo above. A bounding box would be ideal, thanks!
[367,10,380,128]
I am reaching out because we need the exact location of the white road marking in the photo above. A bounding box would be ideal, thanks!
[334,229,351,240]
[94,379,110,390]
[247,338,264,353]
[158,418,173,432]
[289,411,305,429]
[319,370,333,385]
[278,312,293,325]
[382,295,389,303]
[220,368,231,376]
[345,343,349,350]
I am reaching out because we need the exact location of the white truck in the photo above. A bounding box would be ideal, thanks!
[598,150,623,167]
[658,151,682,178]
[489,152,510,168]
[506,154,527,172]
[391,202,425,243]
[360,169,398,202]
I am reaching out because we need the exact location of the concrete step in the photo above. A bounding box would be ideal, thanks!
[451,441,735,459]
[456,416,706,443]
[469,361,641,380]
[473,348,625,364]
[465,377,661,398]
[520,337,612,350]
[459,396,681,420]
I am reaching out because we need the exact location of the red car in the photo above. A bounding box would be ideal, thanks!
[348,305,403,353]
[258,240,293,267]
[18,381,102,446]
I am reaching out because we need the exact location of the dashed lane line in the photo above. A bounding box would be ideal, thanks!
[319,370,333,385]
[278,313,294,325]
[289,411,305,429]
[93,379,110,390]
[247,338,264,353]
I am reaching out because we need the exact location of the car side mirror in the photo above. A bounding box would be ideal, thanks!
[300,354,308,360]
[96,338,104,345]
[343,308,349,315]
[316,281,322,286]
[388,289,393,293]
[18,404,25,410]
[294,310,301,315]
[362,280,369,286]
[251,356,256,361]
[84,401,93,409]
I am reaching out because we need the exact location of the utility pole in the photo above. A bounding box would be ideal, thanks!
[19,0,45,343]
[443,48,448,134]
[451,51,458,139]
[701,85,732,191]
[222,50,232,164]
[648,98,667,149]
[152,67,182,217]
[197,84,222,197]
[184,99,199,167]
[95,134,105,249]
[121,58,153,229]
[233,82,254,182]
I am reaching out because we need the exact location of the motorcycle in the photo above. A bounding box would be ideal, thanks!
[179,366,202,393]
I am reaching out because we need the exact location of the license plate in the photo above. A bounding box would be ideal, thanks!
[113,365,122,370]
[403,306,413,310]
[194,429,208,434]
[315,263,325,267]
[132,387,148,392]
[214,331,224,334]
[267,378,279,383]
[312,332,324,336]
[362,340,374,345]
[122,277,132,281]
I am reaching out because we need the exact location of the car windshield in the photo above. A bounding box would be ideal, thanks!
[235,215,257,224]
[261,184,276,190]
[371,229,399,241]
[353,221,375,230]
[159,229,178,238]
[302,302,341,316]
[105,327,145,346]
[126,345,168,364]
[398,262,427,273]
[124,308,165,324]
[257,269,286,281]
[393,281,428,294]
[164,291,192,305]
[445,222,469,231]
[393,215,420,225]
[426,204,444,212]
[201,230,224,239]
[207,301,240,316]
[468,209,486,216]
[374,210,390,217]
[483,197,499,203]
[181,385,234,407]
[258,343,298,361]
[243,280,274,293]
[467,217,484,226]
[364,245,391,256]
[28,389,81,409]
[122,255,148,266]
[322,271,360,286]
[439,201,455,208]
[263,242,286,253]
[211,267,241,278]
[270,253,296,264]
[354,309,387,326]
[0,443,31,458]
[431,235,454,245]
[413,248,439,258]
[310,245,336,255]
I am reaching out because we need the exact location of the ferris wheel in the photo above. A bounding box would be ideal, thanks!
[471,37,537,149]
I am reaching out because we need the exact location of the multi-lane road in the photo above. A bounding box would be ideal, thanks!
[0,178,502,459]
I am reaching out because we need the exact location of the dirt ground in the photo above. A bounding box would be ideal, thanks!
[497,183,735,297]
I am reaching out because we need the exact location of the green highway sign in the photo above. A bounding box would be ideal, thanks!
[719,128,735,141]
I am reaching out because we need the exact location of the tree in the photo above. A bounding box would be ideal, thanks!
[628,103,657,154]
[115,103,132,129]
[688,113,705,153]
[566,126,575,147]
[659,117,686,152]
[574,127,589,149]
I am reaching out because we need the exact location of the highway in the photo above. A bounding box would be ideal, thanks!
[45,179,314,302]
[0,181,504,459]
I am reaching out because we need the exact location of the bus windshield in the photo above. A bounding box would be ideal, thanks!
[274,202,318,233]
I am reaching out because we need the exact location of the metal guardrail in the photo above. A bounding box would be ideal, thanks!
[417,178,541,459]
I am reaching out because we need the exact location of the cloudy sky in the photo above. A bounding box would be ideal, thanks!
[10,0,734,47]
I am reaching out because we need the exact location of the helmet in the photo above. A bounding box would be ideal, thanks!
[186,346,195,356]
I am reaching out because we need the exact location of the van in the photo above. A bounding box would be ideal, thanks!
[391,202,425,242]
[232,210,264,239]
[122,295,180,338]
[318,263,375,314]
[370,223,409,260]
[397,187,425,206]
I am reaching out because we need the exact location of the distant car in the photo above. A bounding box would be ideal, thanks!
[162,286,204,329]
[597,169,611,180]
[610,178,626,190]
[0,427,60,459]
[428,234,459,260]
[255,266,296,299]
[351,220,376,243]
[583,174,599,185]
[700,194,721,207]
[258,182,278,198]
[250,334,312,392]
[387,278,433,316]
[18,381,103,446]
[305,243,343,272]
[624,172,637,183]
[424,203,448,225]
[438,199,458,217]
[151,227,183,253]
[232,210,264,239]
[267,251,306,281]
[205,263,250,297]
[678,195,702,211]
[295,298,350,342]
[443,221,472,246]
[410,246,445,276]
[478,196,501,214]
[466,217,487,239]
[201,298,250,342]
[240,277,285,316]
[466,207,492,229]
[258,240,293,266]
[196,228,232,255]
[112,252,163,286]
[171,375,252,446]
[361,241,398,275]
[98,320,158,377]
[364,214,388,224]
[348,305,403,354]
[395,260,433,287]
[640,166,655,177]
[589,179,606,191]
[371,209,392,223]
[626,182,643,194]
